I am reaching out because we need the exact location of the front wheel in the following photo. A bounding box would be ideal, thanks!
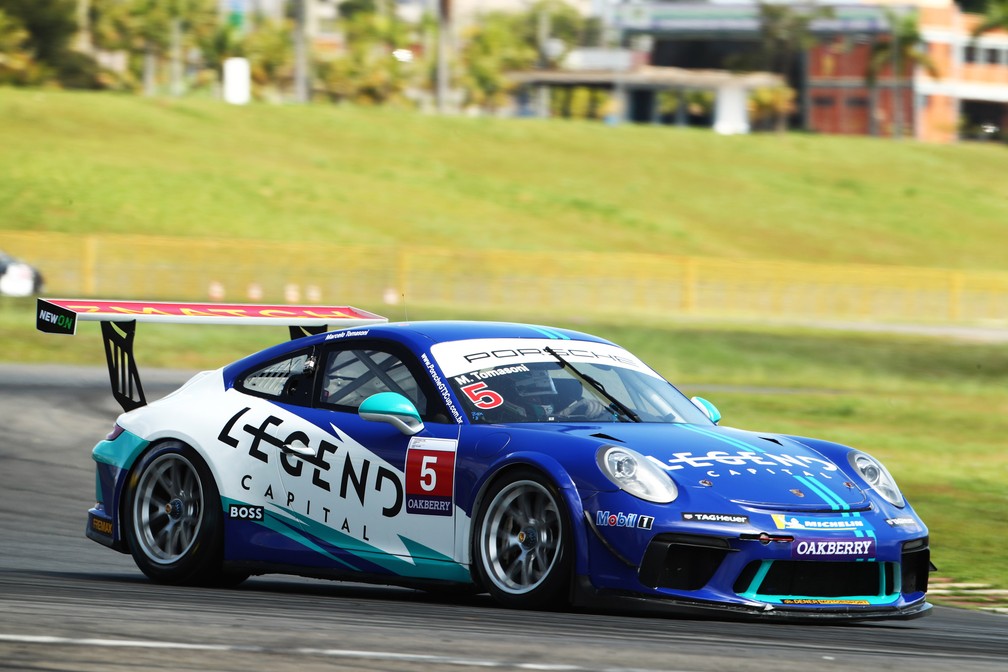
[473,469,571,609]
[123,441,245,587]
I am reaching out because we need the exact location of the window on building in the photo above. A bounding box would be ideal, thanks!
[846,97,869,108]
[964,45,978,63]
[813,96,834,107]
[986,48,1001,65]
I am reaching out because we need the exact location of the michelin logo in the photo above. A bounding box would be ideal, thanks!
[772,514,866,531]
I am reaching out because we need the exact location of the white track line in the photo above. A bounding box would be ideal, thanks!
[0,633,695,672]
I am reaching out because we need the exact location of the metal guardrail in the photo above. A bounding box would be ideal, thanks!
[4,230,1008,325]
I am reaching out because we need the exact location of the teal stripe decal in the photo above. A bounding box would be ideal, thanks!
[265,512,361,571]
[739,560,773,601]
[864,524,878,563]
[223,497,470,583]
[795,475,849,511]
[745,561,895,605]
[681,423,766,455]
[741,558,897,605]
[222,497,360,571]
[845,512,866,538]
[675,426,857,513]
[530,326,569,340]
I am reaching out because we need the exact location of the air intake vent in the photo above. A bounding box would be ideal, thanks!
[901,537,931,594]
[639,534,731,590]
[734,560,894,599]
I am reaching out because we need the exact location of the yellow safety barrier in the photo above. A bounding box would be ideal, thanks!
[4,231,1007,325]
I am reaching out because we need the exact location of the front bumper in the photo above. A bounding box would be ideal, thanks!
[571,575,933,621]
[579,494,933,621]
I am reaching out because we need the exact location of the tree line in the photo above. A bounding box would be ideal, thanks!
[0,0,601,108]
[2,0,1006,131]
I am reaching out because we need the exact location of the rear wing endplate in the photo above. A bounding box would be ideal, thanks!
[36,298,387,412]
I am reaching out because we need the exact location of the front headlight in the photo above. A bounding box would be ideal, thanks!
[596,446,678,503]
[848,451,905,507]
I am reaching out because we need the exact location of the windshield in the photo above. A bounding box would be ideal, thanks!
[429,338,712,425]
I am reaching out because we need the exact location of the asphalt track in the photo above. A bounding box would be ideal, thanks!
[1,365,1005,672]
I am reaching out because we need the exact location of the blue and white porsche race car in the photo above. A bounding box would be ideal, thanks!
[38,298,932,621]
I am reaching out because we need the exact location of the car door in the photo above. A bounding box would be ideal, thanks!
[223,345,322,530]
[273,340,463,576]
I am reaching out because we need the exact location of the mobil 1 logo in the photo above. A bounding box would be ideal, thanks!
[596,511,654,530]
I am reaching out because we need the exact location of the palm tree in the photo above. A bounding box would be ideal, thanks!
[865,9,939,138]
[757,2,833,131]
[314,9,415,105]
[458,11,536,112]
[972,0,1008,38]
[91,0,217,95]
[0,8,45,84]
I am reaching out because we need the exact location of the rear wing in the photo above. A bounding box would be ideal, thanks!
[36,298,387,412]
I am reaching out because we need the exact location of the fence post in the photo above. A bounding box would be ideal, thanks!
[948,272,963,321]
[681,257,697,314]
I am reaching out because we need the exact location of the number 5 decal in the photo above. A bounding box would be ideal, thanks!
[406,438,457,517]
[461,381,504,409]
[419,454,438,492]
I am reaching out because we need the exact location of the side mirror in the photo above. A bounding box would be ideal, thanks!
[690,396,721,424]
[359,392,425,436]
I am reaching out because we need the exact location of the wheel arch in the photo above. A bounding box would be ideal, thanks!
[118,436,234,584]
[469,451,591,582]
[117,435,218,526]
[126,430,233,508]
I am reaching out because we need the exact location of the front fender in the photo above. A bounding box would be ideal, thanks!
[470,450,595,579]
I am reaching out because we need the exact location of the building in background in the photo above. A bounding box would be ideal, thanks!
[609,0,1008,142]
[914,2,1008,142]
[218,0,1008,142]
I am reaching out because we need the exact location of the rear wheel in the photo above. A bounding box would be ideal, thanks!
[124,441,246,587]
[474,469,571,609]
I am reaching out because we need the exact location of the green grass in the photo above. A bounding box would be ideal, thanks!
[2,89,1008,270]
[1,88,1006,594]
[3,297,1005,590]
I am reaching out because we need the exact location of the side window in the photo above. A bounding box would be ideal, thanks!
[237,349,316,406]
[319,348,428,415]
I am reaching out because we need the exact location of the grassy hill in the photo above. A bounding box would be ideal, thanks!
[2,88,1007,271]
[1,89,1006,597]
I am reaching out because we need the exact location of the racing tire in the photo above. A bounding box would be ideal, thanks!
[473,469,572,610]
[123,440,246,587]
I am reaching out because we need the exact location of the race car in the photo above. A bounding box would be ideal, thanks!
[0,250,43,297]
[37,298,932,621]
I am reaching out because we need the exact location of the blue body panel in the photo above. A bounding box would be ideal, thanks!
[92,320,931,620]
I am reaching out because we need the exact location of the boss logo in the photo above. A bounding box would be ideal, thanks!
[228,504,264,521]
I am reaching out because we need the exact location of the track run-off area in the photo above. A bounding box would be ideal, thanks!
[1,365,1005,672]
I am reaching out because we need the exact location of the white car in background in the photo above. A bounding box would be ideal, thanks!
[0,251,43,297]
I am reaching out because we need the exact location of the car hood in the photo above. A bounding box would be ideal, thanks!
[542,422,868,511]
